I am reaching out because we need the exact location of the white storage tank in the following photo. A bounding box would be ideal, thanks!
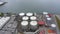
[30,16,37,20]
[22,16,29,20]
[43,12,48,15]
[51,24,56,28]
[19,13,25,16]
[46,17,52,26]
[26,13,33,16]
[45,15,49,18]
[49,24,56,30]
[21,21,28,30]
[30,21,38,30]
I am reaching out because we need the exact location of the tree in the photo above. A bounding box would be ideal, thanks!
[0,12,4,17]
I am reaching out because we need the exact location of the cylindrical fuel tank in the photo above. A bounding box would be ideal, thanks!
[46,17,52,26]
[19,13,25,16]
[21,21,28,30]
[26,13,33,16]
[51,24,56,28]
[30,16,37,20]
[30,21,38,30]
[45,15,50,18]
[22,16,29,20]
[43,12,48,15]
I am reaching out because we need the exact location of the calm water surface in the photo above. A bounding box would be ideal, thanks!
[0,0,60,14]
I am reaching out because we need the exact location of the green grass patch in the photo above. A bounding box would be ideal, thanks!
[55,16,60,30]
